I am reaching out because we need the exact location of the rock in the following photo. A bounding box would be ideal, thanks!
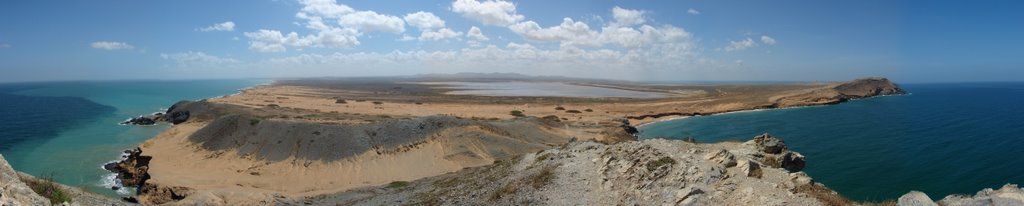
[753,133,786,154]
[165,110,190,124]
[738,160,761,178]
[682,136,697,143]
[121,116,156,125]
[0,154,50,206]
[937,184,1024,206]
[897,191,937,206]
[780,152,806,172]
[703,149,737,167]
[105,147,152,189]
[137,183,193,205]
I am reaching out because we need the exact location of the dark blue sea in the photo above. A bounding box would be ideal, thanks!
[0,80,265,196]
[640,83,1024,201]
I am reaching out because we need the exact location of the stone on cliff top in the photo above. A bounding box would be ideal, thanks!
[781,152,806,173]
[703,149,737,168]
[738,160,761,178]
[897,191,937,206]
[937,184,1024,206]
[753,133,786,154]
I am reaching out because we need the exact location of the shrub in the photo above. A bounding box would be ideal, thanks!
[554,106,565,110]
[530,165,557,189]
[584,109,593,112]
[646,156,676,171]
[249,119,261,126]
[386,181,409,189]
[20,173,72,205]
[355,99,366,102]
[565,110,582,114]
[372,101,383,105]
[266,104,280,108]
[509,110,525,117]
[335,99,347,104]
[541,115,560,122]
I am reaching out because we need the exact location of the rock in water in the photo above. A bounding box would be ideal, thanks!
[897,191,937,206]
[753,133,786,154]
[121,116,156,125]
[781,152,806,172]
[106,147,152,188]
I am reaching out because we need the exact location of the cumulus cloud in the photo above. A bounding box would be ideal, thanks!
[404,11,445,30]
[246,0,404,52]
[198,21,235,32]
[90,41,134,50]
[297,0,353,18]
[612,6,645,26]
[761,35,777,45]
[418,28,462,41]
[339,11,405,33]
[467,26,489,41]
[687,9,700,15]
[722,38,757,52]
[451,0,524,26]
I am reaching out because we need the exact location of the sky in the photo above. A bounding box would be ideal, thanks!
[0,0,1022,83]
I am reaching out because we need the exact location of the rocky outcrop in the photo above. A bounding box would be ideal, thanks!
[314,134,832,205]
[104,148,151,189]
[121,116,157,125]
[897,184,1024,206]
[0,154,49,206]
[774,77,906,108]
[136,182,192,205]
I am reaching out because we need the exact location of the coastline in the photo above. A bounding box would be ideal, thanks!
[633,92,910,130]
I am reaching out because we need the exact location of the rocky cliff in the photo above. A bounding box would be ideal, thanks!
[305,135,1024,206]
[1,154,132,206]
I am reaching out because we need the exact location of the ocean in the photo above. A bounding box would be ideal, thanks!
[0,79,266,196]
[640,82,1024,201]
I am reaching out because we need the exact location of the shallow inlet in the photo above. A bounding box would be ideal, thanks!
[639,83,1024,201]
[425,81,668,98]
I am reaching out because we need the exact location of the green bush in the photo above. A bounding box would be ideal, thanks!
[249,119,261,126]
[554,106,565,110]
[565,110,582,114]
[335,99,347,104]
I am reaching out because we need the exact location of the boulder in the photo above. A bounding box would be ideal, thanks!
[738,160,761,178]
[781,152,806,172]
[106,147,152,188]
[897,191,937,206]
[703,149,737,167]
[137,183,193,205]
[753,133,787,154]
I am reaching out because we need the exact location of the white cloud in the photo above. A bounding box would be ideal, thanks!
[467,26,489,41]
[198,21,235,32]
[160,51,239,66]
[722,38,757,52]
[243,28,360,52]
[612,6,645,26]
[761,35,777,45]
[339,11,405,33]
[687,9,700,15]
[418,28,462,41]
[403,11,445,30]
[90,41,134,50]
[451,0,524,26]
[297,0,353,18]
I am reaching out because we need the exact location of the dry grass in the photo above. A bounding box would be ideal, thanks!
[792,183,896,206]
[19,173,73,205]
[530,165,557,189]
[646,156,676,171]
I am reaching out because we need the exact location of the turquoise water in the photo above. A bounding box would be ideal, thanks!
[434,82,667,98]
[0,79,266,196]
[640,83,1024,201]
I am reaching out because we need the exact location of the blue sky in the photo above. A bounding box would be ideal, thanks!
[0,0,1021,83]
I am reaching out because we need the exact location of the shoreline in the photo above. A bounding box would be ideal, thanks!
[633,92,910,130]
